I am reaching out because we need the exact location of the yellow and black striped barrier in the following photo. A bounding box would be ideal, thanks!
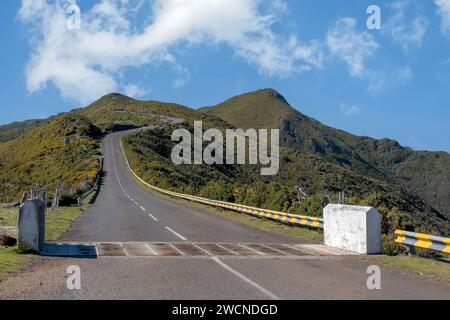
[394,230,450,254]
[120,141,323,229]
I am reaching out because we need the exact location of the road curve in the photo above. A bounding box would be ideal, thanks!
[0,130,449,300]
[61,130,303,244]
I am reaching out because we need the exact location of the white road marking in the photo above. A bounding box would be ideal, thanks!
[148,214,158,222]
[192,243,212,256]
[111,139,152,217]
[119,243,130,257]
[283,244,318,256]
[239,244,265,256]
[216,244,239,255]
[111,139,128,196]
[165,226,188,241]
[260,244,288,255]
[169,243,186,256]
[212,257,280,300]
[144,243,159,256]
[301,244,345,256]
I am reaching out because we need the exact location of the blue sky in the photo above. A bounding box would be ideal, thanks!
[1,0,450,152]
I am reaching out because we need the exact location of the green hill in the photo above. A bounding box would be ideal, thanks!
[201,88,450,220]
[0,114,102,203]
[0,118,49,142]
[77,93,228,131]
[0,89,448,237]
[123,122,448,236]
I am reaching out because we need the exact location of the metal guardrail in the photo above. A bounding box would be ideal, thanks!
[120,140,323,229]
[394,230,450,254]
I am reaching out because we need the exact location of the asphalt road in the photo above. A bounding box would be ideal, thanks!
[0,130,449,300]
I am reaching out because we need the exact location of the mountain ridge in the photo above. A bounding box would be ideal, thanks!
[200,88,450,219]
[0,89,448,236]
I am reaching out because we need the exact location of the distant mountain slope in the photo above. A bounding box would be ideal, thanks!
[0,118,49,142]
[0,90,448,236]
[0,93,230,202]
[200,88,450,219]
[0,114,102,203]
[78,93,228,131]
[348,137,450,218]
[124,124,448,235]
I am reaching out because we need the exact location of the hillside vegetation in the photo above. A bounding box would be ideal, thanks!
[124,125,448,236]
[201,89,450,221]
[0,119,49,142]
[0,89,448,237]
[0,114,102,202]
[78,93,228,131]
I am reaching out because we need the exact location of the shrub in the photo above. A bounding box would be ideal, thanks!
[382,234,408,256]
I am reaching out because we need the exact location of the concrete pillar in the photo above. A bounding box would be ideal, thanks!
[18,199,45,253]
[324,204,381,254]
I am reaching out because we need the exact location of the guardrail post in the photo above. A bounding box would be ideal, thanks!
[324,204,381,254]
[18,199,45,253]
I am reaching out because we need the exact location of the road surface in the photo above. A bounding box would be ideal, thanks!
[0,130,449,300]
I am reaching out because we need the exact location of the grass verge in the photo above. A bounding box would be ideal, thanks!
[0,193,94,279]
[370,255,450,281]
[0,247,27,278]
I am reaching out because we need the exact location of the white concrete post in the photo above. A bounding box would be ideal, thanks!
[18,199,45,253]
[324,204,382,254]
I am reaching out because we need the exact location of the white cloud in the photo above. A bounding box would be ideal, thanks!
[18,0,323,104]
[326,18,378,78]
[367,66,413,95]
[340,103,361,116]
[123,83,147,98]
[325,17,413,95]
[435,0,450,37]
[385,1,428,53]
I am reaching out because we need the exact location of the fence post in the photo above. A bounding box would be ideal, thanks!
[20,192,28,205]
[18,199,45,253]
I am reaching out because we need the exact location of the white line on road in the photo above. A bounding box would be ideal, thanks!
[169,243,186,256]
[119,243,130,257]
[261,244,288,255]
[140,206,146,211]
[148,214,158,222]
[239,244,265,256]
[144,243,159,256]
[192,243,212,255]
[165,226,188,241]
[216,244,239,255]
[212,257,280,300]
[283,244,318,256]
[301,244,345,256]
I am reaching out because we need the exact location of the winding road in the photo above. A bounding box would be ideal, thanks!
[0,130,449,300]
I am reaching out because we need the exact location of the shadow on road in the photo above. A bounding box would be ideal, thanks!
[40,243,97,259]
